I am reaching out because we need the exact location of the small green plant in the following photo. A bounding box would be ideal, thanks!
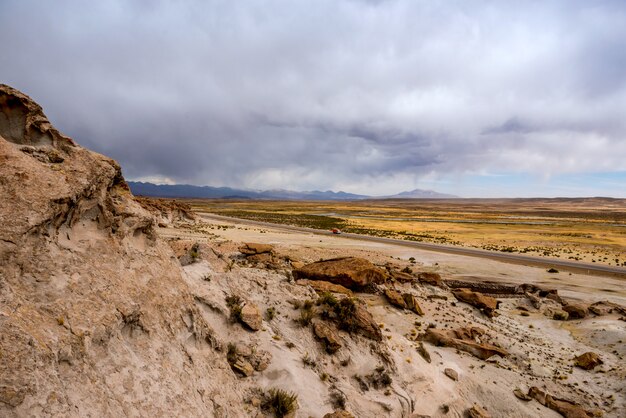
[302,353,316,368]
[189,243,200,261]
[298,308,314,326]
[262,388,298,418]
[226,343,238,364]
[317,291,338,308]
[225,295,243,321]
[334,297,359,333]
[266,307,277,321]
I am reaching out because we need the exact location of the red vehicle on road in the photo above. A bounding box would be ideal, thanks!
[331,228,342,234]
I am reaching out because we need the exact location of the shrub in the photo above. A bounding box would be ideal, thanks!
[262,388,298,418]
[226,343,238,364]
[317,291,338,308]
[334,298,359,333]
[302,353,316,368]
[298,308,314,326]
[266,307,277,321]
[225,295,243,321]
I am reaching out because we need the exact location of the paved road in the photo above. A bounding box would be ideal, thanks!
[199,213,626,278]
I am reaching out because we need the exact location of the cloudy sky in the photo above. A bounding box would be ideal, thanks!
[2,0,625,197]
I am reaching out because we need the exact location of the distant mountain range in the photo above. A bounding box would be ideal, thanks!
[127,181,457,200]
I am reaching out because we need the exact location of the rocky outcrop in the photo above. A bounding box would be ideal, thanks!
[296,279,353,295]
[563,303,588,320]
[135,196,195,225]
[384,288,408,309]
[452,288,499,318]
[293,257,388,290]
[313,321,343,353]
[422,327,508,360]
[402,293,425,316]
[239,242,273,255]
[417,272,445,287]
[0,85,235,416]
[528,387,594,418]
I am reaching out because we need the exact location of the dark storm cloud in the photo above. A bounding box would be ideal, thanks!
[1,0,625,195]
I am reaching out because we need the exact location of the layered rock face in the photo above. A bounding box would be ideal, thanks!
[0,85,232,416]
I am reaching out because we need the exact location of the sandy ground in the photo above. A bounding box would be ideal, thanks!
[159,215,626,417]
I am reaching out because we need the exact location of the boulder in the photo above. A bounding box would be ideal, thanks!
[563,303,588,320]
[452,288,499,318]
[313,321,343,353]
[528,387,594,418]
[384,288,408,309]
[574,352,602,370]
[293,257,388,290]
[422,328,508,360]
[239,242,273,255]
[240,303,262,331]
[296,279,353,296]
[553,310,569,321]
[402,293,425,316]
[417,272,445,287]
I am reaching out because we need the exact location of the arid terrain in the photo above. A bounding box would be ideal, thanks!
[187,199,626,269]
[1,84,625,418]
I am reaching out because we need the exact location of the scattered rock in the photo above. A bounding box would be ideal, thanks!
[293,257,388,290]
[297,279,353,296]
[563,303,588,320]
[240,302,262,331]
[384,288,408,309]
[467,404,491,418]
[416,342,431,363]
[402,293,424,316]
[239,242,274,255]
[417,272,445,287]
[574,352,602,370]
[230,358,255,377]
[227,343,272,377]
[528,387,594,418]
[443,368,458,381]
[553,310,569,321]
[513,388,532,401]
[422,328,508,360]
[313,321,343,353]
[452,288,499,318]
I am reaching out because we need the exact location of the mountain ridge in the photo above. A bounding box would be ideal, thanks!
[127,181,458,200]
